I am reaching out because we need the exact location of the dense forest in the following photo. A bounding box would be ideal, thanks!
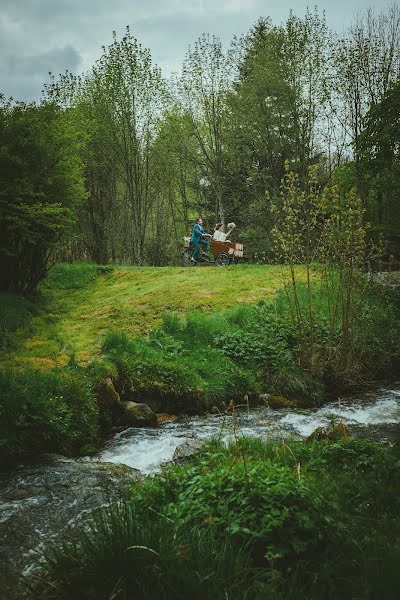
[1,6,400,292]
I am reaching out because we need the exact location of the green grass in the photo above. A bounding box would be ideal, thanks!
[0,262,297,369]
[31,435,400,600]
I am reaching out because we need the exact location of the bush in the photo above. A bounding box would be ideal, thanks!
[0,367,99,463]
[101,331,258,410]
[0,293,36,350]
[32,437,400,599]
[132,446,344,569]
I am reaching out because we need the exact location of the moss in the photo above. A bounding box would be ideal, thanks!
[267,395,300,408]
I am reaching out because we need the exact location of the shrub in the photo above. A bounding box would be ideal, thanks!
[0,293,36,350]
[132,450,343,569]
[0,367,99,463]
[101,331,258,410]
[32,437,400,599]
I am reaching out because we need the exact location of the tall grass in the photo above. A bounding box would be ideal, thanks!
[32,436,400,599]
[32,501,263,600]
[41,262,114,291]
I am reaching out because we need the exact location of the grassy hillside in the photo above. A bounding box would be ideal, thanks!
[1,262,399,463]
[0,263,293,369]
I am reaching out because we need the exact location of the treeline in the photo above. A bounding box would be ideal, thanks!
[1,5,400,291]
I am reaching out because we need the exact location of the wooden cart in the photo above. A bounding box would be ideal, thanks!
[182,237,244,266]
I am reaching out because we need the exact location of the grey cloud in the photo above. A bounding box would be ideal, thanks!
[3,45,81,76]
[0,44,81,100]
[0,0,394,101]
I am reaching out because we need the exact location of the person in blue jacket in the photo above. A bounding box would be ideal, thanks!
[190,217,209,261]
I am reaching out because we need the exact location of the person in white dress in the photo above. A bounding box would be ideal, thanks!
[213,223,235,242]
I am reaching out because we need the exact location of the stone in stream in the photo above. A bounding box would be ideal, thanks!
[307,421,350,442]
[95,378,157,428]
[96,377,121,408]
[0,455,140,600]
[259,394,299,408]
[117,401,158,427]
[173,439,204,462]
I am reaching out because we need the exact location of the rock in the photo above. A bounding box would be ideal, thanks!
[173,439,204,462]
[118,401,157,427]
[121,387,205,415]
[307,421,350,442]
[96,378,121,408]
[156,413,178,424]
[0,455,140,600]
[260,394,298,408]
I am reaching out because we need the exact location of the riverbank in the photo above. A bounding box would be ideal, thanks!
[1,263,399,465]
[1,385,399,600]
[30,428,400,600]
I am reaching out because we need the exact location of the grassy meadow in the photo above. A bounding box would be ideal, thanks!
[0,263,294,369]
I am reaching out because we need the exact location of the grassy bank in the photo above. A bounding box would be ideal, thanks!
[0,263,293,369]
[1,262,399,463]
[31,435,400,599]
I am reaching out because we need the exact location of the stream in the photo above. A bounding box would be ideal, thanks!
[0,385,399,599]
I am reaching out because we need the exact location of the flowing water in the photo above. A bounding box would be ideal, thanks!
[0,385,399,599]
[96,386,400,473]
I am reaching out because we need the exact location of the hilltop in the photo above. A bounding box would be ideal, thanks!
[0,263,294,369]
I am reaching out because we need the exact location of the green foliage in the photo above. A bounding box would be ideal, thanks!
[101,330,256,410]
[0,293,36,350]
[42,262,114,291]
[358,78,400,235]
[99,279,400,410]
[0,367,99,462]
[32,502,267,600]
[0,100,86,292]
[274,279,400,383]
[270,165,400,385]
[33,437,400,599]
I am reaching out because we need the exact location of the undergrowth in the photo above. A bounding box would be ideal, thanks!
[32,435,400,599]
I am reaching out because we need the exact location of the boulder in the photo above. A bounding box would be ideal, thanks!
[96,378,121,408]
[173,439,204,462]
[307,421,350,442]
[156,413,178,424]
[260,394,298,408]
[118,401,157,427]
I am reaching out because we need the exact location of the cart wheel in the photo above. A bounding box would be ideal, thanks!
[215,252,230,266]
[181,249,194,267]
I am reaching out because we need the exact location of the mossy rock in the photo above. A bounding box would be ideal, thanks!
[308,421,350,442]
[261,394,299,408]
[117,401,157,427]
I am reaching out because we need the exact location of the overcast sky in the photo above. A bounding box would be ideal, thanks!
[0,0,395,101]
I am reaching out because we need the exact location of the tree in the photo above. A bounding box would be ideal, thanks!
[177,34,234,222]
[0,99,86,292]
[333,5,400,163]
[358,78,400,233]
[223,10,331,259]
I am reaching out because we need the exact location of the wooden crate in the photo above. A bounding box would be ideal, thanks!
[211,240,244,258]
